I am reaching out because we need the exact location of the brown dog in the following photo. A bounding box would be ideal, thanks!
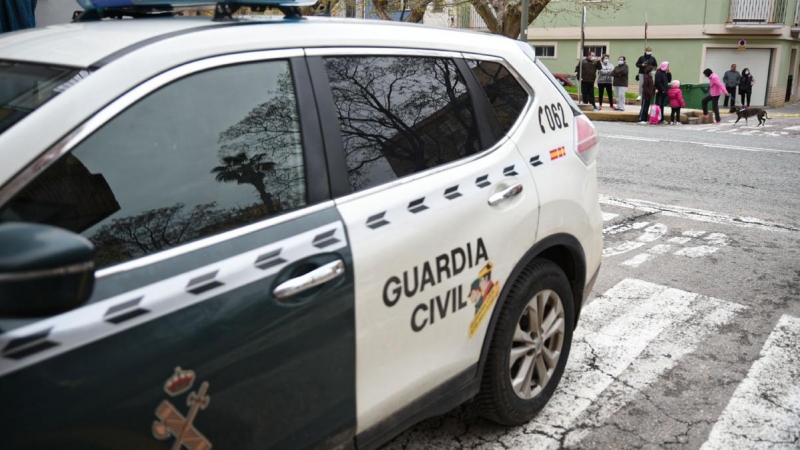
[733,106,771,127]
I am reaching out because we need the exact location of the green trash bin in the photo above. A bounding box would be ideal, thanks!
[680,83,710,110]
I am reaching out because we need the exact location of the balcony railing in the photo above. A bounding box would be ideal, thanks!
[452,4,488,31]
[793,0,800,28]
[729,0,788,26]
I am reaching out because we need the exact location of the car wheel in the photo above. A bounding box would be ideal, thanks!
[475,259,574,426]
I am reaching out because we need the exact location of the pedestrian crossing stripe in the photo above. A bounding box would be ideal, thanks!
[700,314,800,449]
[521,279,746,449]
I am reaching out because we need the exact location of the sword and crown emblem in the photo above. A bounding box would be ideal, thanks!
[164,367,196,397]
[152,367,212,450]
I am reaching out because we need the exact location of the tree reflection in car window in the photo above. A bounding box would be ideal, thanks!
[465,60,529,138]
[0,61,305,269]
[324,56,479,192]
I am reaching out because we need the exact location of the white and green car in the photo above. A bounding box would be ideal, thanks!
[0,1,603,449]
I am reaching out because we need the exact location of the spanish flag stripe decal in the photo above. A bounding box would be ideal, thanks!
[549,146,567,161]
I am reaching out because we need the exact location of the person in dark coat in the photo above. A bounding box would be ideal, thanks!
[575,51,601,110]
[634,46,657,100]
[611,56,629,112]
[637,66,656,123]
[739,68,754,108]
[654,61,672,124]
[723,64,741,112]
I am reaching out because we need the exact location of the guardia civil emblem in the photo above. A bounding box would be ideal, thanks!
[152,367,212,450]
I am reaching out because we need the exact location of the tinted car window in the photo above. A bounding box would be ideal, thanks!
[0,61,305,269]
[466,60,529,137]
[0,61,88,135]
[324,56,479,192]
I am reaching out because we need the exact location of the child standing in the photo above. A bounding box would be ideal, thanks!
[667,80,685,125]
[637,67,656,123]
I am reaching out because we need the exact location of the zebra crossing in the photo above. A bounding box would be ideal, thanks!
[388,205,799,449]
[388,277,798,449]
[701,314,800,449]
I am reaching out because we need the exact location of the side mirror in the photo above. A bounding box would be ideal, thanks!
[0,223,95,317]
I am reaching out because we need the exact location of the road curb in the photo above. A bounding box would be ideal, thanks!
[585,108,735,124]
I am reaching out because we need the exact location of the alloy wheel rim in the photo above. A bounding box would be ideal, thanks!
[508,289,565,400]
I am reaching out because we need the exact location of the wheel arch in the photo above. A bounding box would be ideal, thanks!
[475,233,586,382]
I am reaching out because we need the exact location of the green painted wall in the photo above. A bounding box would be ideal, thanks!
[534,38,798,87]
[534,0,719,28]
[533,0,800,28]
[535,39,705,85]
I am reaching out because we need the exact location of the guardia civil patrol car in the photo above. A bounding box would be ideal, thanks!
[0,1,603,449]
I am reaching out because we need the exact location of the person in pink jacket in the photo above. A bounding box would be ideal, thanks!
[667,80,686,125]
[702,68,727,123]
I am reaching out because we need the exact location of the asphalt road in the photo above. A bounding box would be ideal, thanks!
[386,115,800,449]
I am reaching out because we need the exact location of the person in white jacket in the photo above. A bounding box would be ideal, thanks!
[596,54,615,110]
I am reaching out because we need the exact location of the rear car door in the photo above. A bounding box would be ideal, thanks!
[306,48,538,441]
[0,51,355,450]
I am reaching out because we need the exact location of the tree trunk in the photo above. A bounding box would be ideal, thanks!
[253,180,278,214]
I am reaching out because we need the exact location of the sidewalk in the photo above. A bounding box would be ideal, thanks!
[583,101,800,123]
[584,104,731,124]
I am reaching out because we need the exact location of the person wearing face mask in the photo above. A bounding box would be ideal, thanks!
[739,68,754,108]
[611,56,629,112]
[635,47,657,100]
[637,66,656,123]
[575,51,602,110]
[701,68,727,124]
[654,61,672,124]
[597,54,615,110]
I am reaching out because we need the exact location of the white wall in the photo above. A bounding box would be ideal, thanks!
[35,0,80,27]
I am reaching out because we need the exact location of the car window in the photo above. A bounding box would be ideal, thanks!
[323,56,480,193]
[466,60,530,139]
[0,60,305,269]
[0,60,89,135]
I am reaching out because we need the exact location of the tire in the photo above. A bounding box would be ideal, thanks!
[474,258,575,426]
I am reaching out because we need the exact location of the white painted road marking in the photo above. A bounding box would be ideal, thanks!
[603,221,649,235]
[602,212,619,222]
[601,134,800,154]
[517,279,746,449]
[700,315,800,450]
[602,220,729,265]
[600,195,800,233]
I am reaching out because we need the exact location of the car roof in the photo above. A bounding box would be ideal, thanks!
[0,17,517,68]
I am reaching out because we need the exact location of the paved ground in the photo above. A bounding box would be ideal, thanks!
[385,108,800,449]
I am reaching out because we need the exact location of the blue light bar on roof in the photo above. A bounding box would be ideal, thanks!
[76,0,318,10]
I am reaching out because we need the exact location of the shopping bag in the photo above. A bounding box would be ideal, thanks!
[649,105,661,124]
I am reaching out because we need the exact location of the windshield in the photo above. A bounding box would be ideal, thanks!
[0,61,89,135]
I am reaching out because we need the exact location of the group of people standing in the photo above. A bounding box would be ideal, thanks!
[634,48,683,124]
[696,65,755,123]
[721,64,756,111]
[575,45,756,125]
[576,47,683,124]
[575,52,630,112]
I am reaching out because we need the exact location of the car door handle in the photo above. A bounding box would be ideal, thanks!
[273,260,345,299]
[488,183,523,206]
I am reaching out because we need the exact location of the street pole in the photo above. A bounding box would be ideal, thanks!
[644,10,648,51]
[520,0,529,41]
[579,4,585,104]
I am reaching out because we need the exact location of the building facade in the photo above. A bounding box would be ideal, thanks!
[528,0,800,107]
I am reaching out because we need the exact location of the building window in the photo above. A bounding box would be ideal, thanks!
[582,45,608,58]
[532,45,556,59]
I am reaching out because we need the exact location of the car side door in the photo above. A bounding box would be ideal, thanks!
[306,48,538,444]
[0,51,356,450]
